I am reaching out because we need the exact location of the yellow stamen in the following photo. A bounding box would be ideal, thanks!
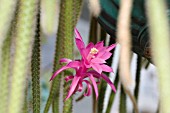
[90,47,98,54]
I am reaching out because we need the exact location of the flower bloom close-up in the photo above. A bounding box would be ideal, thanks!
[50,29,116,100]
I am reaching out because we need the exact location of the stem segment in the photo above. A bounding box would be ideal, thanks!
[31,1,41,112]
[8,0,38,113]
[147,0,170,112]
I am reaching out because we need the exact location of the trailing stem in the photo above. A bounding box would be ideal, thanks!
[147,0,170,112]
[31,1,41,113]
[8,0,38,113]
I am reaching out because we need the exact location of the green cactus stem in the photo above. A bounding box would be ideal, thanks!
[41,0,59,35]
[0,32,12,113]
[8,0,38,113]
[0,0,18,71]
[31,1,41,113]
[105,70,119,113]
[44,0,82,112]
[0,3,20,112]
[73,0,83,25]
[147,0,170,112]
[119,85,127,113]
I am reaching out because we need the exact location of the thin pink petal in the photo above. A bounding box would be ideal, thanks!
[91,58,106,64]
[60,58,72,63]
[87,70,101,78]
[65,76,81,100]
[86,42,94,50]
[81,48,89,59]
[83,80,92,96]
[86,71,100,79]
[65,75,74,82]
[67,61,81,68]
[87,70,116,92]
[75,38,85,52]
[96,48,106,58]
[74,28,83,41]
[91,63,102,74]
[107,44,116,51]
[77,82,83,92]
[94,41,104,50]
[100,64,113,72]
[100,52,112,60]
[101,73,116,92]
[89,74,98,99]
[50,66,70,81]
[50,61,80,81]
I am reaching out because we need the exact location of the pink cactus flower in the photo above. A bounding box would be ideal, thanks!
[75,29,116,74]
[50,29,116,100]
[50,58,116,100]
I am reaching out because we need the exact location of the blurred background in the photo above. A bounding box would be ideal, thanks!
[0,0,169,113]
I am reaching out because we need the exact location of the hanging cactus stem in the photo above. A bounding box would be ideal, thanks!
[31,0,41,113]
[8,0,38,113]
[44,0,82,113]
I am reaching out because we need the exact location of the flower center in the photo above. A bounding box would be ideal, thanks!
[86,48,99,61]
[90,47,98,55]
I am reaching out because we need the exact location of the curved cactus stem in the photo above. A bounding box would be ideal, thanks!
[8,0,39,113]
[117,0,139,113]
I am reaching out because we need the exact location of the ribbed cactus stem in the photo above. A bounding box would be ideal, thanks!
[61,0,75,112]
[0,0,18,76]
[0,33,12,113]
[147,0,170,113]
[44,0,82,112]
[8,0,38,113]
[73,0,83,25]
[31,1,41,113]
